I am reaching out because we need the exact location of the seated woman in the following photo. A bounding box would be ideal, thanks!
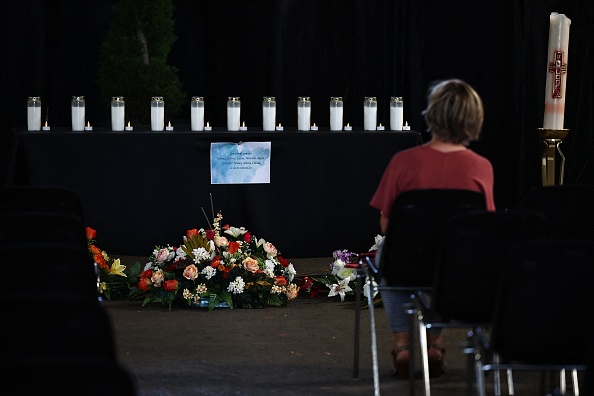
[370,78,496,379]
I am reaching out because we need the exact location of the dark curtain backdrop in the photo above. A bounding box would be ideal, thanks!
[2,0,593,210]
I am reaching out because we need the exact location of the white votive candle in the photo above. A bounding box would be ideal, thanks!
[71,96,85,131]
[311,123,318,131]
[165,121,174,131]
[329,97,344,131]
[227,97,241,131]
[204,121,212,131]
[364,97,377,131]
[297,97,311,131]
[262,96,276,131]
[27,97,42,131]
[191,96,205,131]
[239,121,248,131]
[275,123,284,131]
[151,96,165,131]
[390,97,403,131]
[376,123,385,131]
[402,121,411,130]
[344,123,352,131]
[111,96,125,131]
[125,121,133,131]
[42,121,50,131]
[84,121,93,131]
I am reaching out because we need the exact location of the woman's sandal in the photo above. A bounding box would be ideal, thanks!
[391,345,410,380]
[427,344,448,378]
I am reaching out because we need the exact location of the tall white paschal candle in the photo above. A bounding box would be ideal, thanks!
[227,97,241,131]
[390,97,403,131]
[151,96,165,131]
[329,97,343,131]
[27,96,41,131]
[71,96,85,131]
[191,96,205,131]
[111,96,125,131]
[297,97,311,131]
[543,12,571,130]
[364,97,378,131]
[262,96,276,131]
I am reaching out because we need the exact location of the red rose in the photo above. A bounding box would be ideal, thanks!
[274,276,287,286]
[278,256,289,267]
[140,269,154,278]
[228,241,240,254]
[206,229,215,240]
[163,280,178,291]
[85,227,96,240]
[243,232,251,243]
[223,224,230,230]
[210,256,221,268]
[186,229,199,239]
[138,278,151,291]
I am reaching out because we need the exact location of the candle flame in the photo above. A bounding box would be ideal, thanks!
[127,121,131,127]
[87,121,91,127]
[44,121,48,127]
[206,121,210,127]
[168,121,171,127]
[347,123,350,127]
[405,121,409,127]
[278,123,282,127]
[242,121,246,127]
[313,123,317,127]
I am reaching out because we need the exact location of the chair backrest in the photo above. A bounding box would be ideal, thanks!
[378,188,486,287]
[0,186,85,222]
[490,238,594,365]
[516,184,594,239]
[430,209,548,323]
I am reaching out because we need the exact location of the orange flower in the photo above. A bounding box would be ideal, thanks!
[274,276,287,286]
[210,256,222,268]
[85,227,96,240]
[138,278,151,291]
[163,280,178,291]
[228,241,240,254]
[89,245,102,255]
[186,229,199,239]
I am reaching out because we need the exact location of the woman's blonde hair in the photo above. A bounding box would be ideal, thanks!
[422,79,484,145]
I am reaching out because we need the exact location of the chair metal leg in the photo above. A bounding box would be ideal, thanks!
[406,295,418,396]
[365,277,381,396]
[352,272,363,379]
[417,313,431,396]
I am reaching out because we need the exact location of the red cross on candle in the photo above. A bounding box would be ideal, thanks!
[548,50,567,99]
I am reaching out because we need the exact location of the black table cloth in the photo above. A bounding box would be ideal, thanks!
[7,127,422,258]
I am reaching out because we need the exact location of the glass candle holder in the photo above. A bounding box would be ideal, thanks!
[151,96,165,131]
[27,96,41,131]
[329,97,344,131]
[390,97,404,131]
[262,96,276,131]
[227,97,241,131]
[364,97,378,131]
[111,96,125,131]
[71,96,85,131]
[297,97,311,131]
[191,96,205,131]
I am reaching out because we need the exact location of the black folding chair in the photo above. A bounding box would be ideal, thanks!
[475,238,594,396]
[358,188,487,395]
[0,186,85,222]
[416,209,548,396]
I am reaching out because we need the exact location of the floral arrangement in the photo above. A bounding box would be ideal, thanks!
[86,227,140,300]
[128,212,299,310]
[299,234,383,302]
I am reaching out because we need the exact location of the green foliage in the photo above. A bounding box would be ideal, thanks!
[97,0,185,125]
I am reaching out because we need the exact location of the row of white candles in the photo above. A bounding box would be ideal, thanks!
[26,95,410,132]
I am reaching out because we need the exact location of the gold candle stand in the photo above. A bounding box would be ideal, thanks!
[537,128,569,186]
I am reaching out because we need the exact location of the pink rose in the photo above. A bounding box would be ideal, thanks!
[183,264,199,280]
[215,235,229,247]
[264,242,277,258]
[155,248,170,263]
[243,257,260,273]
